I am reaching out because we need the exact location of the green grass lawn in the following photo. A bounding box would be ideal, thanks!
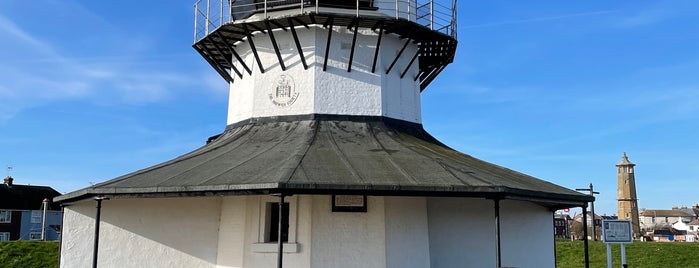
[556,239,699,268]
[0,241,59,268]
[1,239,698,267]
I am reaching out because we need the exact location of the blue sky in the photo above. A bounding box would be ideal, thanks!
[1,1,697,215]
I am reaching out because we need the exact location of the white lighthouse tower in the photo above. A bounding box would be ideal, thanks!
[193,0,456,125]
[57,2,594,268]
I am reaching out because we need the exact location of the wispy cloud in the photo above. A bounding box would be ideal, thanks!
[461,10,618,29]
[615,8,671,28]
[0,5,223,123]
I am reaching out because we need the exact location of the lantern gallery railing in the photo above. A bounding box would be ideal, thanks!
[194,0,457,42]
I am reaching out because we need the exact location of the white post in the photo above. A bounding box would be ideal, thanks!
[621,244,627,267]
[606,244,612,268]
[194,3,199,42]
[395,0,398,19]
[41,198,48,241]
[206,0,211,34]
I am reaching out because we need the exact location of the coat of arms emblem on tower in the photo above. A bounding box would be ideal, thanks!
[269,74,298,107]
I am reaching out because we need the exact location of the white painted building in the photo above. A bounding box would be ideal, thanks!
[57,1,592,267]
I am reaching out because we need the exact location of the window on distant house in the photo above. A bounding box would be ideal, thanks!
[265,202,289,243]
[0,211,11,223]
[29,232,42,240]
[0,232,9,241]
[665,217,668,223]
[31,211,42,223]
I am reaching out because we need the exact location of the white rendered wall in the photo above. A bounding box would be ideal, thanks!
[384,197,431,268]
[310,195,387,268]
[426,197,555,268]
[499,200,555,268]
[426,197,497,268]
[227,26,421,125]
[60,198,221,268]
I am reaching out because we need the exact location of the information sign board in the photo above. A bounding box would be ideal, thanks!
[602,220,633,243]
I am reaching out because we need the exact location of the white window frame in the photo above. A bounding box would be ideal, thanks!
[251,195,299,253]
[0,210,11,223]
[29,232,42,240]
[0,232,9,241]
[31,211,42,224]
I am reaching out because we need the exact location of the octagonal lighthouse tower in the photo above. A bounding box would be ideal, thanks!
[56,1,593,268]
[193,0,456,125]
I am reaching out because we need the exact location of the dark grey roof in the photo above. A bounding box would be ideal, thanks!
[56,115,592,208]
[640,209,695,217]
[1,177,62,210]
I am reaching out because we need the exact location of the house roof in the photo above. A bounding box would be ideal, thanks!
[688,219,699,226]
[56,115,593,208]
[640,209,694,218]
[0,177,61,210]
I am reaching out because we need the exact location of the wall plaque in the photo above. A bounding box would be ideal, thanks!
[332,195,367,212]
[268,74,299,107]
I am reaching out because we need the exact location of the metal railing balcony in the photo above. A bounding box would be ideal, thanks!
[194,0,457,42]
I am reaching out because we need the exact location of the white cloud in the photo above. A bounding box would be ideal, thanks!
[0,6,225,122]
[460,10,617,29]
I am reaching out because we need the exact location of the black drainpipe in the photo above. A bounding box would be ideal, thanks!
[275,194,285,268]
[494,198,502,268]
[92,196,108,268]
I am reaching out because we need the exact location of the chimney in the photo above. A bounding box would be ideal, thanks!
[3,176,13,186]
[693,203,698,209]
[672,205,679,210]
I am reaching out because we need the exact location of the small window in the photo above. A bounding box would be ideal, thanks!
[29,232,42,240]
[0,211,11,223]
[31,211,42,223]
[0,232,9,241]
[266,202,289,243]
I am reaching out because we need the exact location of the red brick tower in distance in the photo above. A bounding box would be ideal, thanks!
[617,152,641,238]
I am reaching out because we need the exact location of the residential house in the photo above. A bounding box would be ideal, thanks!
[0,176,62,241]
[639,209,694,232]
[554,213,571,238]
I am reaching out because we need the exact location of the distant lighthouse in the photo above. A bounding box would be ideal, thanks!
[617,152,641,237]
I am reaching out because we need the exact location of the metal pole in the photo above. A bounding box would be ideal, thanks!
[41,198,48,241]
[206,0,211,34]
[277,194,285,268]
[395,0,398,19]
[606,244,612,268]
[590,184,597,241]
[494,199,502,268]
[582,205,590,268]
[92,197,107,268]
[621,244,627,268]
[430,0,433,30]
[194,3,198,42]
[577,183,599,241]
